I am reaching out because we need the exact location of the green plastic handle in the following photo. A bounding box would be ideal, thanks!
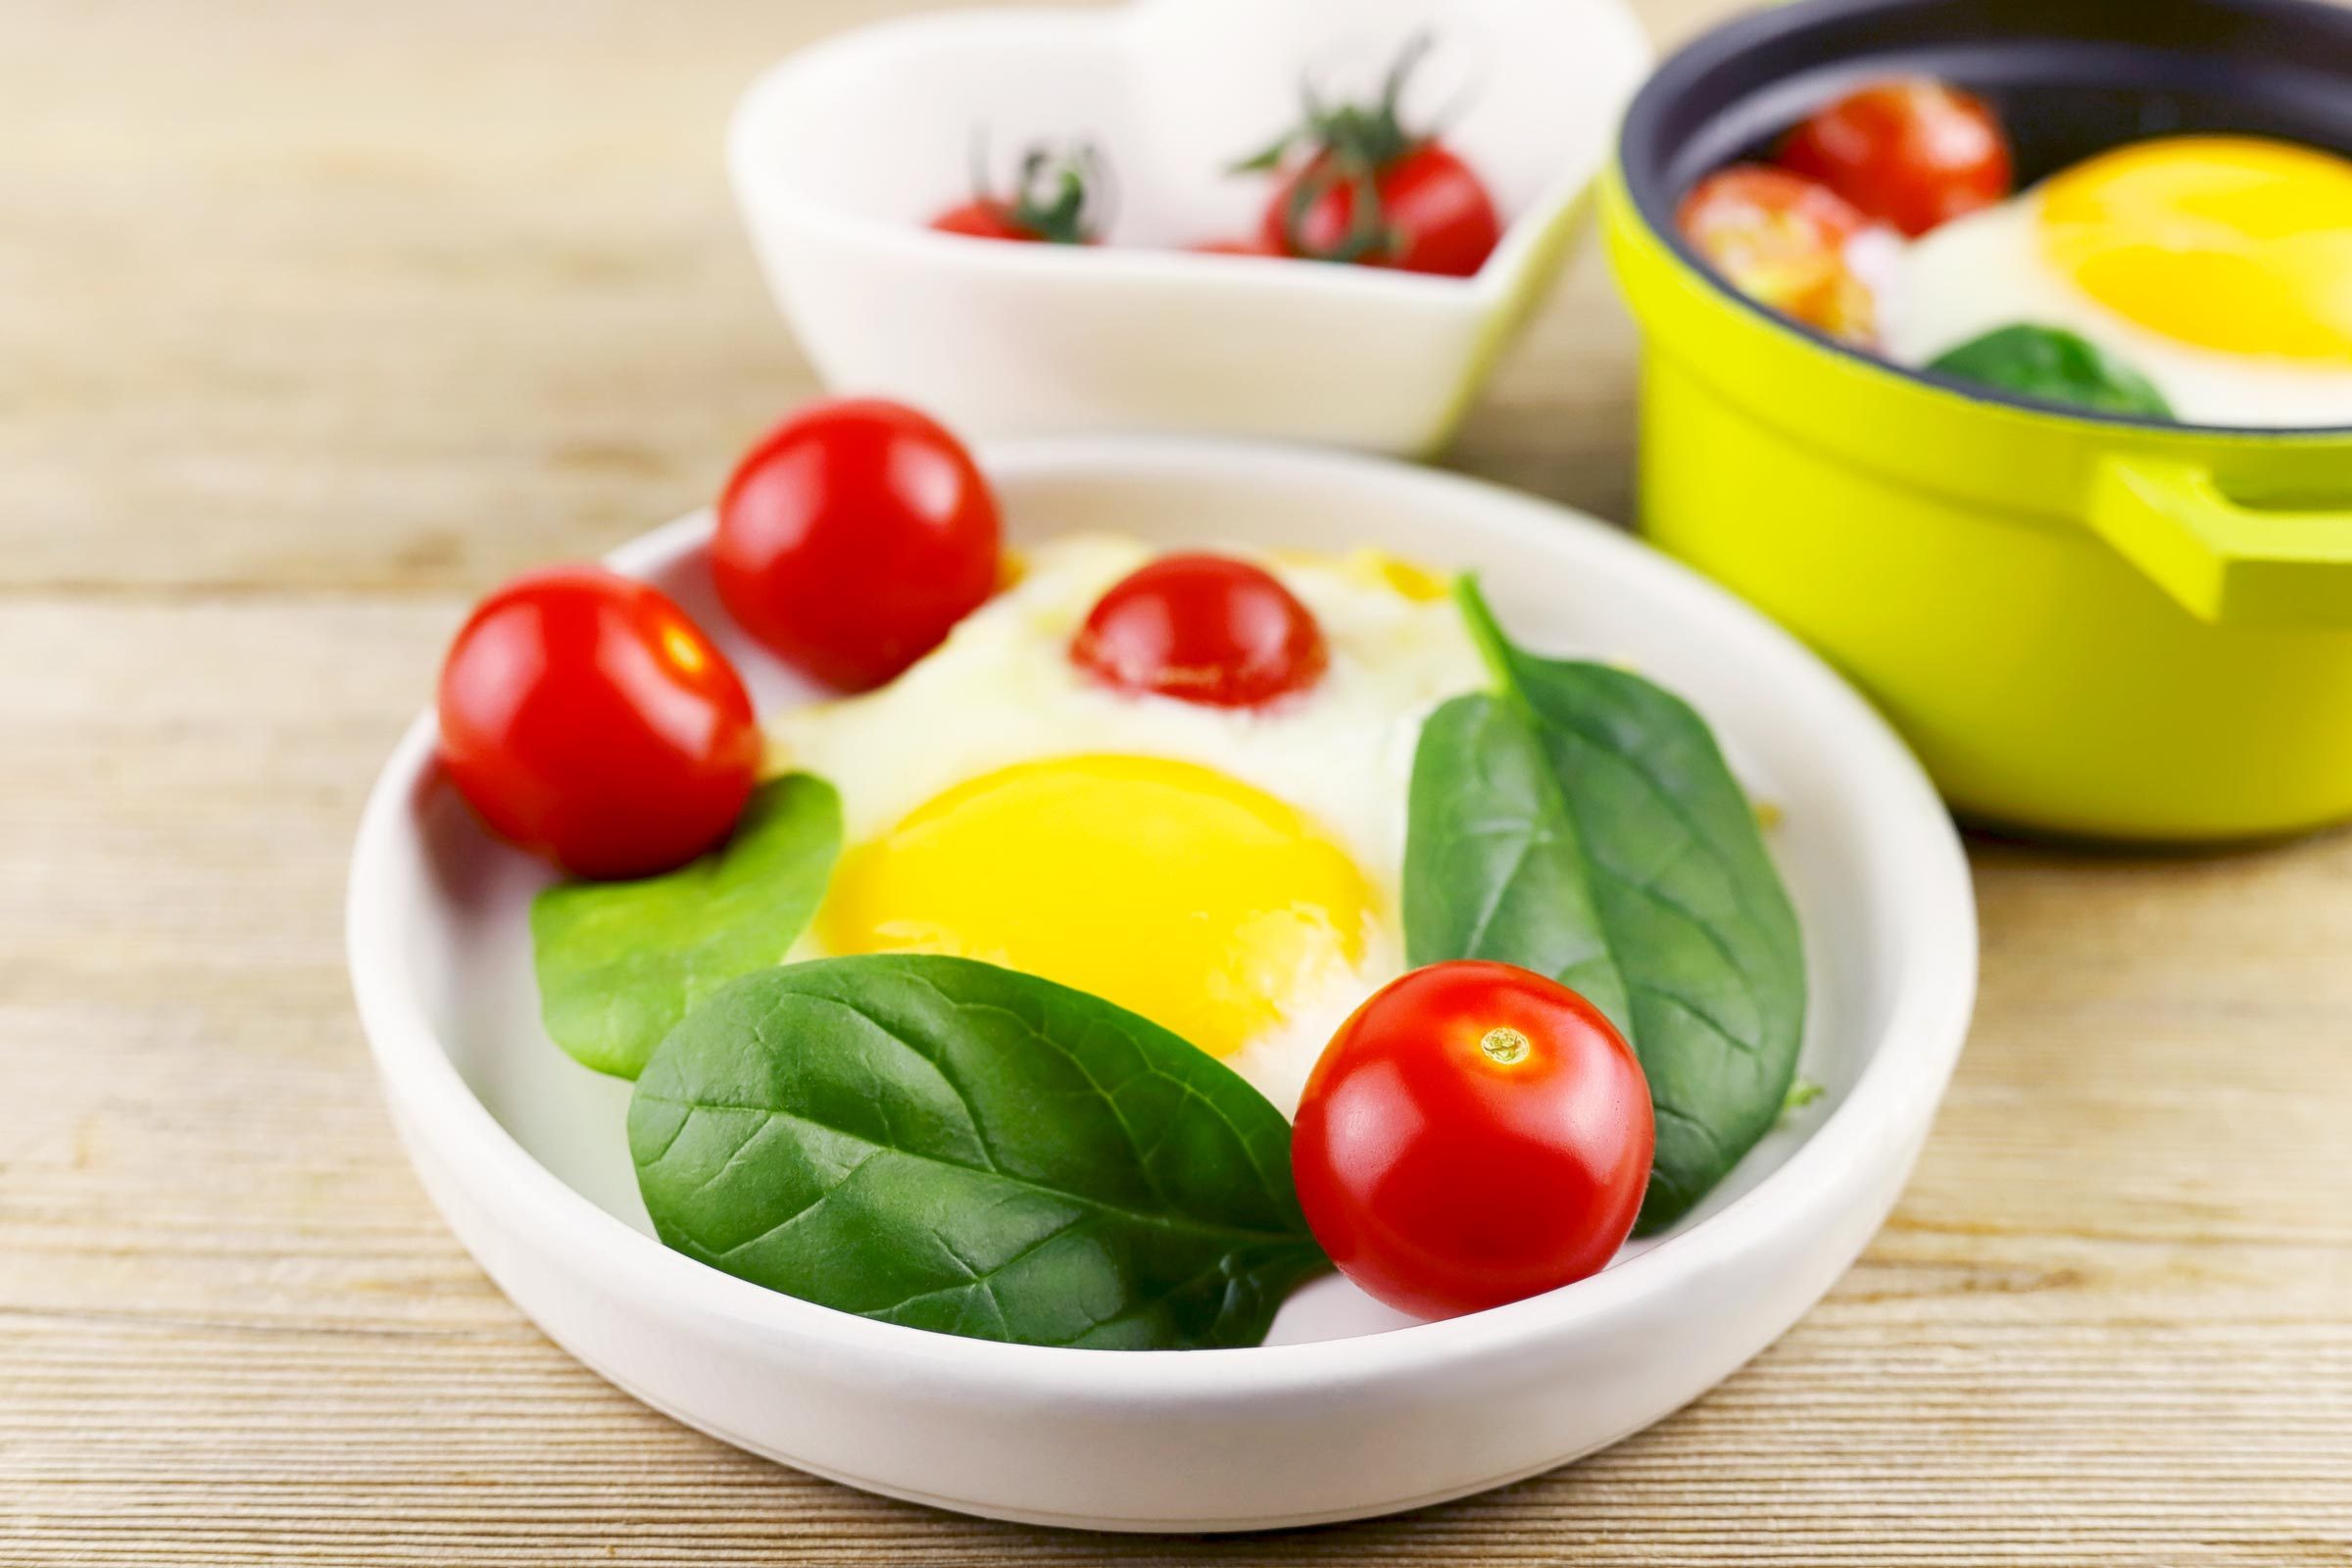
[2087,455,2352,628]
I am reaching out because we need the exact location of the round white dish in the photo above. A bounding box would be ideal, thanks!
[347,440,1977,1532]
[728,0,1649,455]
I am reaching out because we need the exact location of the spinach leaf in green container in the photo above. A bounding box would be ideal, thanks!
[1928,323,2173,419]
[1406,581,1807,1234]
[628,955,1329,1350]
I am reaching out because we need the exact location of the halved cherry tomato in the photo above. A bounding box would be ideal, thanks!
[1291,960,1654,1320]
[437,566,760,880]
[1779,77,2011,237]
[1679,165,1878,344]
[1070,553,1327,709]
[713,398,1002,693]
[1241,37,1501,277]
[928,143,1104,245]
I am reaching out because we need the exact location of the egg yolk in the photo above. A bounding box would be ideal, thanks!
[819,755,1373,1059]
[2039,135,2352,360]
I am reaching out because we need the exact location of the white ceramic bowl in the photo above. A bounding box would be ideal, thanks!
[728,0,1650,455]
[348,440,1976,1532]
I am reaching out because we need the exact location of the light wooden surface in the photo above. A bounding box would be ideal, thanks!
[4,2,2350,1562]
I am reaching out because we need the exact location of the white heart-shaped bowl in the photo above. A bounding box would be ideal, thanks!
[347,440,1975,1532]
[728,0,1650,455]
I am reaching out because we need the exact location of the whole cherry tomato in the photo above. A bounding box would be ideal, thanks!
[1070,553,1328,709]
[1266,144,1500,277]
[931,203,1049,242]
[1778,77,2011,237]
[1291,960,1654,1320]
[1678,165,1879,345]
[929,143,1104,245]
[713,398,1002,692]
[437,565,760,880]
[1241,37,1501,277]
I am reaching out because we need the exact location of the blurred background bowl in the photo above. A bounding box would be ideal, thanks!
[729,0,1648,455]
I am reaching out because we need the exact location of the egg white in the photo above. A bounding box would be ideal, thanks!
[767,534,1489,1112]
[1883,191,2352,429]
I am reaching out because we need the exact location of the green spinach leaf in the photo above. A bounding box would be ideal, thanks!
[531,774,842,1080]
[1405,691,1630,1028]
[1412,581,1806,1234]
[1927,323,2173,419]
[627,955,1329,1349]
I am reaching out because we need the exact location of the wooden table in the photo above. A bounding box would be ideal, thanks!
[5,1,2349,1561]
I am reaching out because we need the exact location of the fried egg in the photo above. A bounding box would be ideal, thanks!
[768,535,1486,1113]
[1885,135,2352,427]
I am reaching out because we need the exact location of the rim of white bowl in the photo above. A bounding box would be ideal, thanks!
[723,0,1652,308]
[347,437,1976,1406]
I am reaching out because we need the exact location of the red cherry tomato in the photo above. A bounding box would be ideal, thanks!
[1265,143,1502,277]
[926,143,1104,245]
[1778,77,2011,237]
[437,566,760,880]
[1291,960,1654,1320]
[1070,553,1328,709]
[1678,165,1879,345]
[931,201,1047,241]
[713,398,1003,692]
[1244,38,1501,276]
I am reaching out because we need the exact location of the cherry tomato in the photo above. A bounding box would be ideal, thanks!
[927,143,1104,245]
[713,398,1003,693]
[1265,144,1501,276]
[1070,553,1328,709]
[437,566,760,880]
[1779,77,2011,237]
[1291,960,1654,1320]
[1243,38,1501,276]
[1678,165,1879,345]
[931,201,1046,241]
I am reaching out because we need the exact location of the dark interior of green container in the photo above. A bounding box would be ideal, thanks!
[1624,0,2352,208]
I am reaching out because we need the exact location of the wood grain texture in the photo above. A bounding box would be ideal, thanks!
[2,1,2349,1562]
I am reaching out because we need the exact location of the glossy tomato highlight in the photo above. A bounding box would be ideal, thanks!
[436,565,760,879]
[1291,960,1654,1320]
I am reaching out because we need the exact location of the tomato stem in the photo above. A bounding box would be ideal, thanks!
[1232,31,1439,264]
[965,132,1107,245]
[1453,573,1519,700]
[1480,1027,1531,1065]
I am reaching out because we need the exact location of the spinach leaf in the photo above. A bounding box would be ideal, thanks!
[1782,1077,1825,1115]
[531,774,842,1080]
[1928,323,2173,419]
[627,955,1329,1349]
[1415,581,1805,1234]
[1405,692,1630,1029]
